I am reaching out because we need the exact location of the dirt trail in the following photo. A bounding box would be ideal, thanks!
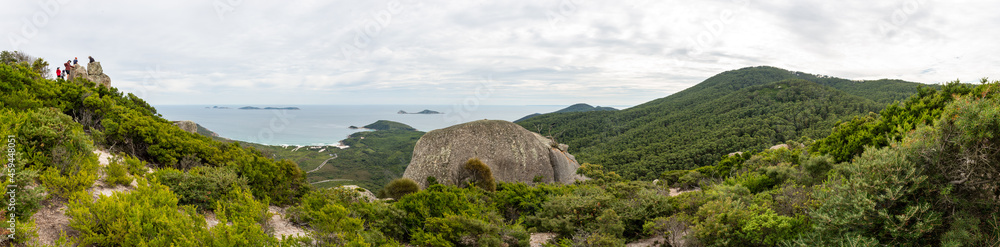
[309,179,352,185]
[32,201,74,246]
[306,154,337,173]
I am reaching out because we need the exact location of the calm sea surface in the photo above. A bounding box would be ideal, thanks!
[154,105,597,146]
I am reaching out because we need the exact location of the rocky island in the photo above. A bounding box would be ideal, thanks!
[397,109,442,114]
[238,106,301,110]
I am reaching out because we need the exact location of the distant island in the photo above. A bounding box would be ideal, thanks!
[238,106,301,110]
[206,106,231,109]
[398,109,442,114]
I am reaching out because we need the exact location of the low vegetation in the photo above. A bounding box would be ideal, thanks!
[3,52,997,246]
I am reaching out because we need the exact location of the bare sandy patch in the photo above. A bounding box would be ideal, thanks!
[530,232,558,247]
[268,206,307,239]
[31,200,76,246]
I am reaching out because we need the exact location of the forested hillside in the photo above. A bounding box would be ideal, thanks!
[518,66,930,180]
[514,103,618,123]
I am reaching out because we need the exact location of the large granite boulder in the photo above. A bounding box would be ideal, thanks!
[87,61,103,75]
[173,121,198,134]
[68,65,88,81]
[402,120,586,188]
[68,62,111,88]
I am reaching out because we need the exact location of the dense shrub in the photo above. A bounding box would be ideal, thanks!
[811,81,983,162]
[122,154,148,178]
[463,158,495,191]
[383,178,419,200]
[691,197,807,246]
[392,184,532,245]
[105,156,132,186]
[675,170,704,189]
[39,151,98,199]
[66,178,291,246]
[576,163,622,185]
[286,187,403,245]
[644,214,693,247]
[152,166,247,211]
[524,181,673,242]
[411,214,529,247]
[527,186,615,238]
[0,110,47,221]
[492,182,571,223]
[659,169,690,187]
[800,154,833,185]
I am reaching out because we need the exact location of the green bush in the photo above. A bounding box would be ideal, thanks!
[715,151,755,177]
[463,158,495,191]
[287,187,403,245]
[152,166,247,211]
[800,154,833,185]
[644,214,693,247]
[493,182,570,223]
[576,163,622,185]
[804,146,941,246]
[40,151,99,199]
[0,164,45,222]
[693,165,718,178]
[811,80,983,163]
[13,108,94,169]
[659,169,690,186]
[692,198,807,246]
[412,214,529,247]
[216,187,270,226]
[675,170,704,189]
[723,172,770,193]
[286,188,364,244]
[153,168,220,211]
[940,213,982,247]
[527,186,615,238]
[384,178,419,199]
[105,156,132,186]
[66,178,290,246]
[122,154,148,178]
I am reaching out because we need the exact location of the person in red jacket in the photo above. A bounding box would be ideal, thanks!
[64,60,72,75]
[55,67,62,79]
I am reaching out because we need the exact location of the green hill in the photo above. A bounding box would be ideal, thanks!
[363,120,418,131]
[241,120,424,192]
[514,103,618,123]
[517,66,929,180]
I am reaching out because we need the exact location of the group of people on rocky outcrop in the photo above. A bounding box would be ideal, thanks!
[56,56,95,79]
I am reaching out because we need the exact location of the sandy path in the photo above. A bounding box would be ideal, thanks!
[309,179,352,185]
[306,154,337,173]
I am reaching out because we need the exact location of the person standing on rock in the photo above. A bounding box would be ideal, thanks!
[88,56,95,63]
[73,57,78,65]
[64,60,72,75]
[55,67,61,79]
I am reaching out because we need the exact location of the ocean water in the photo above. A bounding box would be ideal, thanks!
[154,105,579,146]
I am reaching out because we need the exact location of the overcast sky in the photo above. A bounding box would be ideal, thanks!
[2,0,997,106]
